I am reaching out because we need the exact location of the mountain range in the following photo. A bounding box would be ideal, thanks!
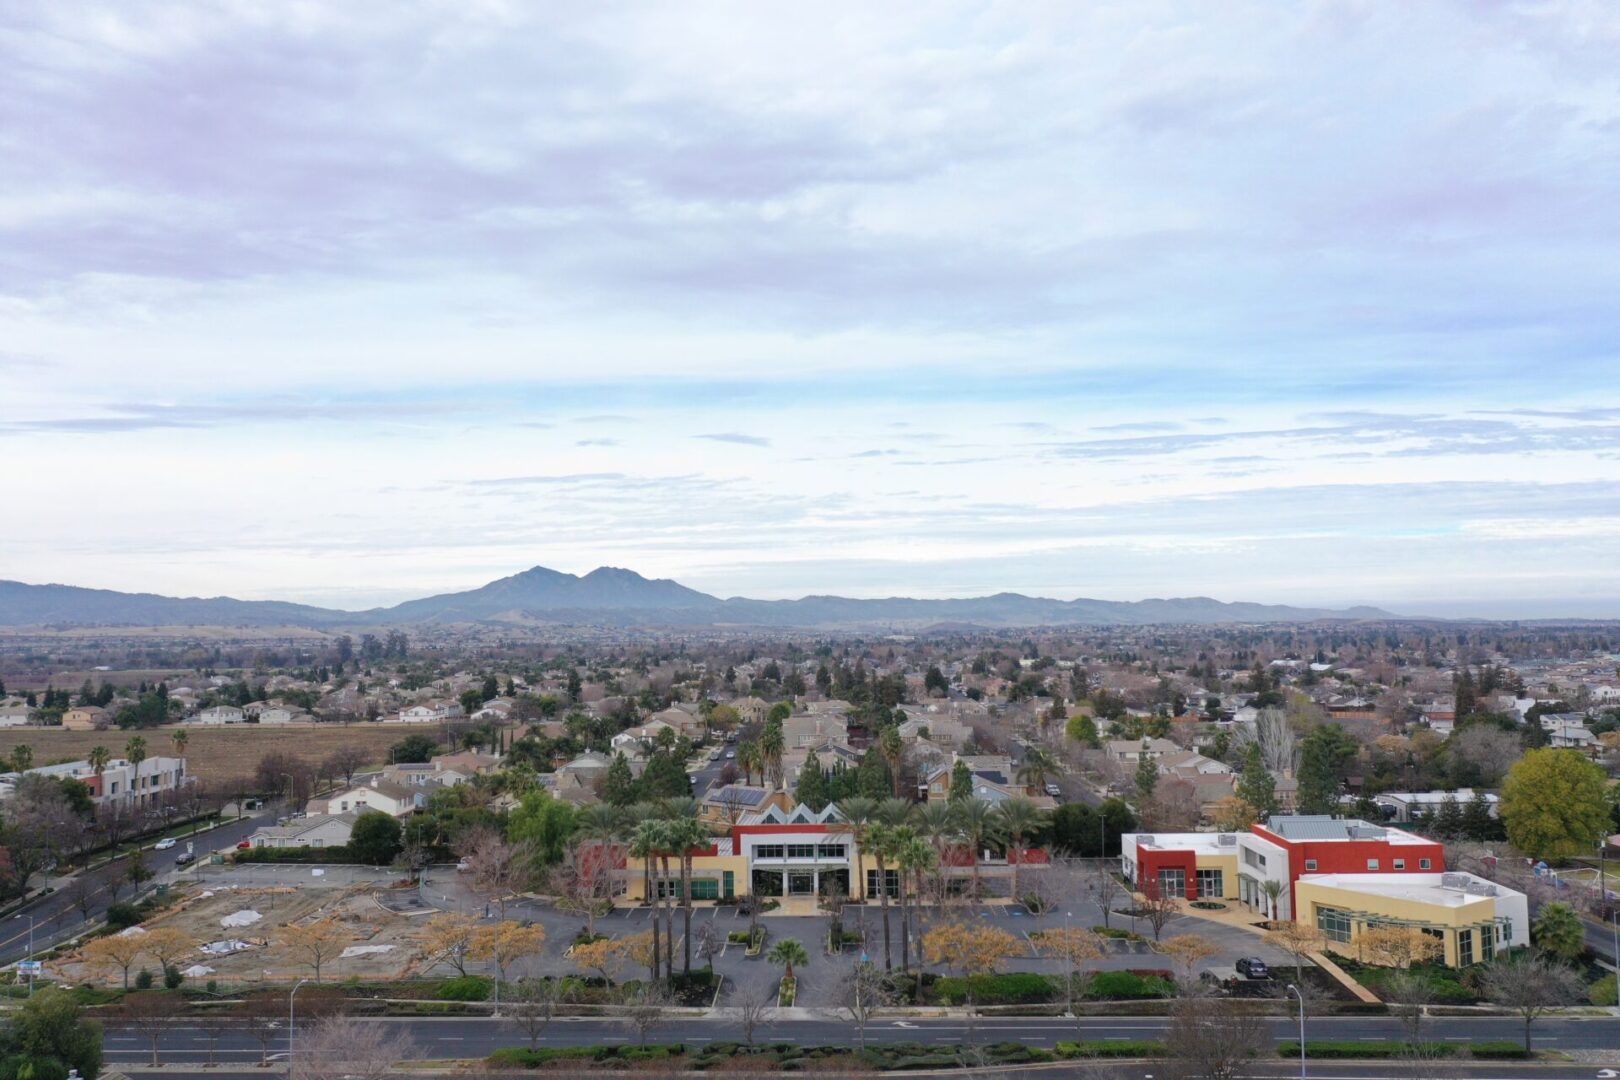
[0,566,1397,629]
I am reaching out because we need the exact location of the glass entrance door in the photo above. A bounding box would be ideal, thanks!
[788,872,815,895]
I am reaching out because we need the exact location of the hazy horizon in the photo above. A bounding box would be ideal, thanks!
[6,4,1620,618]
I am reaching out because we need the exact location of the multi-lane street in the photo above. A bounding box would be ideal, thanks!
[0,807,279,968]
[98,1012,1620,1066]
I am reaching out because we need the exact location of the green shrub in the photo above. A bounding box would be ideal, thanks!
[133,969,154,990]
[1092,925,1144,940]
[1087,970,1174,1000]
[1276,1041,1456,1059]
[103,903,141,930]
[162,965,183,990]
[1470,1040,1530,1060]
[931,972,1057,1005]
[1590,973,1618,1007]
[1055,1040,1165,1058]
[436,975,491,1001]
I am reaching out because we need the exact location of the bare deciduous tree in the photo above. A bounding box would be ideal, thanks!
[290,1013,420,1080]
[1163,994,1266,1080]
[1382,970,1437,1044]
[620,981,671,1047]
[736,992,772,1047]
[509,977,569,1047]
[1479,952,1585,1053]
[835,961,894,1050]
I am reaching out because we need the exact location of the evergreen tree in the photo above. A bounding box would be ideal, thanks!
[795,754,830,812]
[1434,795,1464,840]
[1236,744,1278,817]
[948,760,975,806]
[1296,724,1356,815]
[602,752,637,807]
[1134,754,1159,802]
[1461,795,1502,841]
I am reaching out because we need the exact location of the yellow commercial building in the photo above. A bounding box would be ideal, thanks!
[1293,872,1528,968]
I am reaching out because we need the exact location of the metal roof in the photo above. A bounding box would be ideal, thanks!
[1266,815,1387,841]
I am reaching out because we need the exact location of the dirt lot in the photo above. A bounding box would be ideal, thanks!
[55,882,430,985]
[0,725,416,780]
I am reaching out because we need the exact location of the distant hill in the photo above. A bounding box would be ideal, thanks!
[0,566,1398,629]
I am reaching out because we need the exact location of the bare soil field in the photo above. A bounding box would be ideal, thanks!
[0,725,415,780]
[54,883,428,985]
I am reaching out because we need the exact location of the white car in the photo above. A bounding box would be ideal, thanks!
[725,750,736,759]
[154,837,177,850]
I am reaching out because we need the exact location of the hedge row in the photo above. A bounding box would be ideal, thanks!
[232,845,358,863]
[931,972,1057,1005]
[1055,1040,1165,1058]
[488,1041,1056,1071]
[1276,1041,1525,1060]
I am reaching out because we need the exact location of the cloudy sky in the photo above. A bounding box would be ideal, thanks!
[4,2,1620,617]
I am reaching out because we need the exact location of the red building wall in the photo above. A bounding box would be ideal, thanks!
[1251,825,1445,914]
[1135,845,1199,899]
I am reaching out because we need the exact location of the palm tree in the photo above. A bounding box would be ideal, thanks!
[759,722,785,790]
[88,745,111,794]
[1015,746,1059,793]
[669,818,711,975]
[768,937,809,982]
[170,728,189,759]
[890,827,934,973]
[993,798,1047,905]
[953,798,999,900]
[737,740,762,787]
[836,796,878,915]
[901,834,938,962]
[866,823,896,971]
[910,801,956,909]
[125,736,147,805]
[879,727,905,798]
[629,820,668,980]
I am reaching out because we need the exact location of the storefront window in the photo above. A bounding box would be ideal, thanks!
[1195,868,1223,897]
[1316,906,1352,943]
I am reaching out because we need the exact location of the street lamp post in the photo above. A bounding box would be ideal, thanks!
[12,914,35,996]
[289,977,308,1065]
[1286,982,1306,1080]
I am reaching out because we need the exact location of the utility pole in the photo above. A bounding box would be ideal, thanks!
[289,978,308,1065]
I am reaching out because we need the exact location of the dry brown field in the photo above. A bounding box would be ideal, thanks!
[0,724,413,781]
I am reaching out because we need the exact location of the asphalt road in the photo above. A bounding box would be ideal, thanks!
[98,1013,1620,1066]
[0,807,279,967]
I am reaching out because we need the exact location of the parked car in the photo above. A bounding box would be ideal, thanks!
[175,852,196,867]
[1044,783,1061,797]
[725,749,736,759]
[456,859,471,873]
[236,840,251,850]
[154,837,177,850]
[1235,957,1270,980]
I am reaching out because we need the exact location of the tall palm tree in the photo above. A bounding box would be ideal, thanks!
[887,826,932,973]
[759,722,785,790]
[670,817,711,975]
[170,728,189,760]
[866,823,896,971]
[737,740,762,787]
[953,798,999,901]
[898,833,937,968]
[836,796,878,914]
[629,819,669,981]
[993,798,1047,905]
[1015,746,1059,793]
[878,727,905,798]
[910,801,956,909]
[88,745,111,795]
[125,736,147,805]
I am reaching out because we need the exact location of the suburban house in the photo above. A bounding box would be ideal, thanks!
[0,702,31,727]
[1105,738,1182,764]
[248,812,358,850]
[190,705,246,725]
[391,701,463,724]
[257,705,311,725]
[61,705,108,731]
[308,778,421,818]
[1119,814,1521,966]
